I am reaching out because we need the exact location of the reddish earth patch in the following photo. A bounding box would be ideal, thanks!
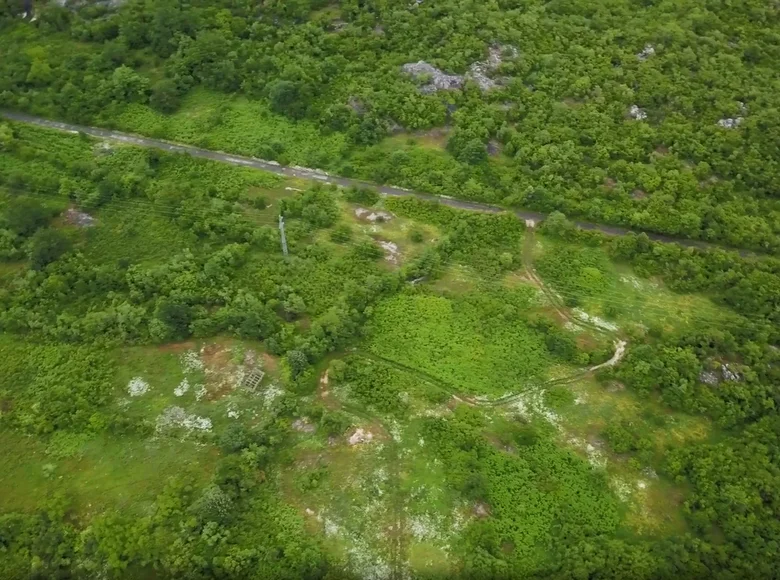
[200,343,242,400]
[262,353,279,373]
[201,343,231,368]
[317,371,341,411]
[473,502,492,518]
[157,341,196,353]
[603,177,617,190]
[631,189,647,200]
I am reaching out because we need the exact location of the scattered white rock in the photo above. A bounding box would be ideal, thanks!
[402,44,516,94]
[721,363,742,382]
[348,428,374,445]
[378,240,400,264]
[509,388,561,429]
[629,104,648,120]
[354,207,393,222]
[63,208,95,227]
[619,275,644,290]
[718,103,747,129]
[642,466,659,480]
[263,382,284,409]
[194,384,207,401]
[573,309,619,331]
[699,363,743,385]
[227,403,240,419]
[637,44,655,60]
[174,378,190,397]
[409,513,445,541]
[127,377,150,397]
[324,517,341,537]
[402,61,464,94]
[155,406,212,435]
[467,45,516,91]
[699,370,720,386]
[292,417,316,433]
[181,350,204,373]
[585,442,608,469]
[718,117,742,129]
[611,477,633,501]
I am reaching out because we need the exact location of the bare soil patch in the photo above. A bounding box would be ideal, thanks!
[158,341,196,353]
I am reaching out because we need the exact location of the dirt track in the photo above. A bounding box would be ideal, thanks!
[0,110,757,256]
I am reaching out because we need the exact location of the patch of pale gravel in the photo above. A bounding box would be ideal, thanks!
[629,104,647,120]
[292,417,316,432]
[389,420,402,443]
[174,378,190,397]
[568,436,608,469]
[194,384,207,401]
[321,513,393,580]
[127,377,150,397]
[263,382,284,409]
[573,309,619,331]
[181,350,204,373]
[155,406,212,435]
[378,240,400,264]
[409,513,446,541]
[348,428,374,445]
[611,477,633,502]
[508,388,562,429]
[637,44,655,60]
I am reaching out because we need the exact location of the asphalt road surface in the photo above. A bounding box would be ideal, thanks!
[0,110,748,254]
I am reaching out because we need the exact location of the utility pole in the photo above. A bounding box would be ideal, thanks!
[278,214,288,257]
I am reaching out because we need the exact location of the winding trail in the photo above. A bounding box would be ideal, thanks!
[0,110,759,257]
[316,228,628,577]
[361,226,627,408]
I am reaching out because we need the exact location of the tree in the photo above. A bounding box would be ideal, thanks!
[0,122,12,150]
[4,198,49,237]
[268,80,306,119]
[28,228,71,269]
[106,66,150,103]
[189,485,233,524]
[150,79,181,113]
[155,299,194,339]
[286,349,308,378]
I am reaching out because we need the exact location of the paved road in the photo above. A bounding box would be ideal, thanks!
[0,110,746,254]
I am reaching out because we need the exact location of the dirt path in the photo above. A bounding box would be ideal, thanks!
[0,110,762,257]
[320,378,408,579]
[358,227,628,410]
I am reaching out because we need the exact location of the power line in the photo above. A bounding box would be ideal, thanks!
[1,186,280,225]
[2,187,775,328]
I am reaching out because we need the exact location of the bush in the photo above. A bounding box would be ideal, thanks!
[28,228,71,269]
[330,224,352,243]
[343,186,380,206]
[5,198,51,237]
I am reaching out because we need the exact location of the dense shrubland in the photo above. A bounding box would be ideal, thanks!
[0,42,779,578]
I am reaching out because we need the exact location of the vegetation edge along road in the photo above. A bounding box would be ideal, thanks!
[0,110,758,257]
